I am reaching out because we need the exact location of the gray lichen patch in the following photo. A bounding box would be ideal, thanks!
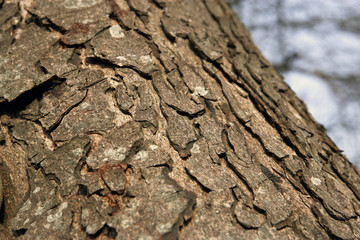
[89,26,157,75]
[11,168,62,232]
[179,64,216,101]
[127,141,172,169]
[0,23,59,103]
[28,0,111,45]
[13,199,73,239]
[86,121,143,169]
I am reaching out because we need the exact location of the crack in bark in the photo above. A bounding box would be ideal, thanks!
[0,76,65,115]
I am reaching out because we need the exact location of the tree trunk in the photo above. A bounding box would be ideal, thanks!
[1,0,360,239]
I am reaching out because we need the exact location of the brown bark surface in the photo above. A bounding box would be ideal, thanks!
[1,0,360,239]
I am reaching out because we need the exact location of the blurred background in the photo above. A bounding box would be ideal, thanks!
[229,0,360,167]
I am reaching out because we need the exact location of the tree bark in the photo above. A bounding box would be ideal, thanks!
[1,0,360,239]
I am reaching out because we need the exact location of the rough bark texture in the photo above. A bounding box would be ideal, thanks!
[1,0,360,239]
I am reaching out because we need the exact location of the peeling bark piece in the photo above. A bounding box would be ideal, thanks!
[349,218,360,239]
[86,121,143,169]
[195,113,225,162]
[284,155,304,176]
[152,71,204,116]
[186,138,235,191]
[161,1,190,40]
[81,206,106,235]
[0,23,59,103]
[226,122,252,165]
[115,81,134,113]
[303,169,357,220]
[78,172,106,195]
[133,83,159,132]
[29,0,111,45]
[331,153,360,200]
[179,64,216,101]
[127,0,150,15]
[253,180,292,225]
[167,70,188,96]
[51,80,118,142]
[102,167,126,193]
[90,27,157,75]
[134,107,158,133]
[204,0,224,19]
[226,151,267,189]
[233,54,254,81]
[261,77,282,104]
[38,46,77,77]
[10,120,51,164]
[153,0,166,8]
[2,1,359,239]
[222,80,252,123]
[39,69,103,131]
[161,102,197,152]
[245,116,288,159]
[0,29,13,56]
[234,203,266,229]
[0,3,18,26]
[159,50,176,72]
[68,68,105,88]
[62,20,111,45]
[39,84,86,131]
[41,135,90,196]
[189,30,222,62]
[161,16,189,40]
[108,0,137,29]
[312,202,355,240]
[294,213,328,240]
[108,168,195,239]
[81,198,108,235]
